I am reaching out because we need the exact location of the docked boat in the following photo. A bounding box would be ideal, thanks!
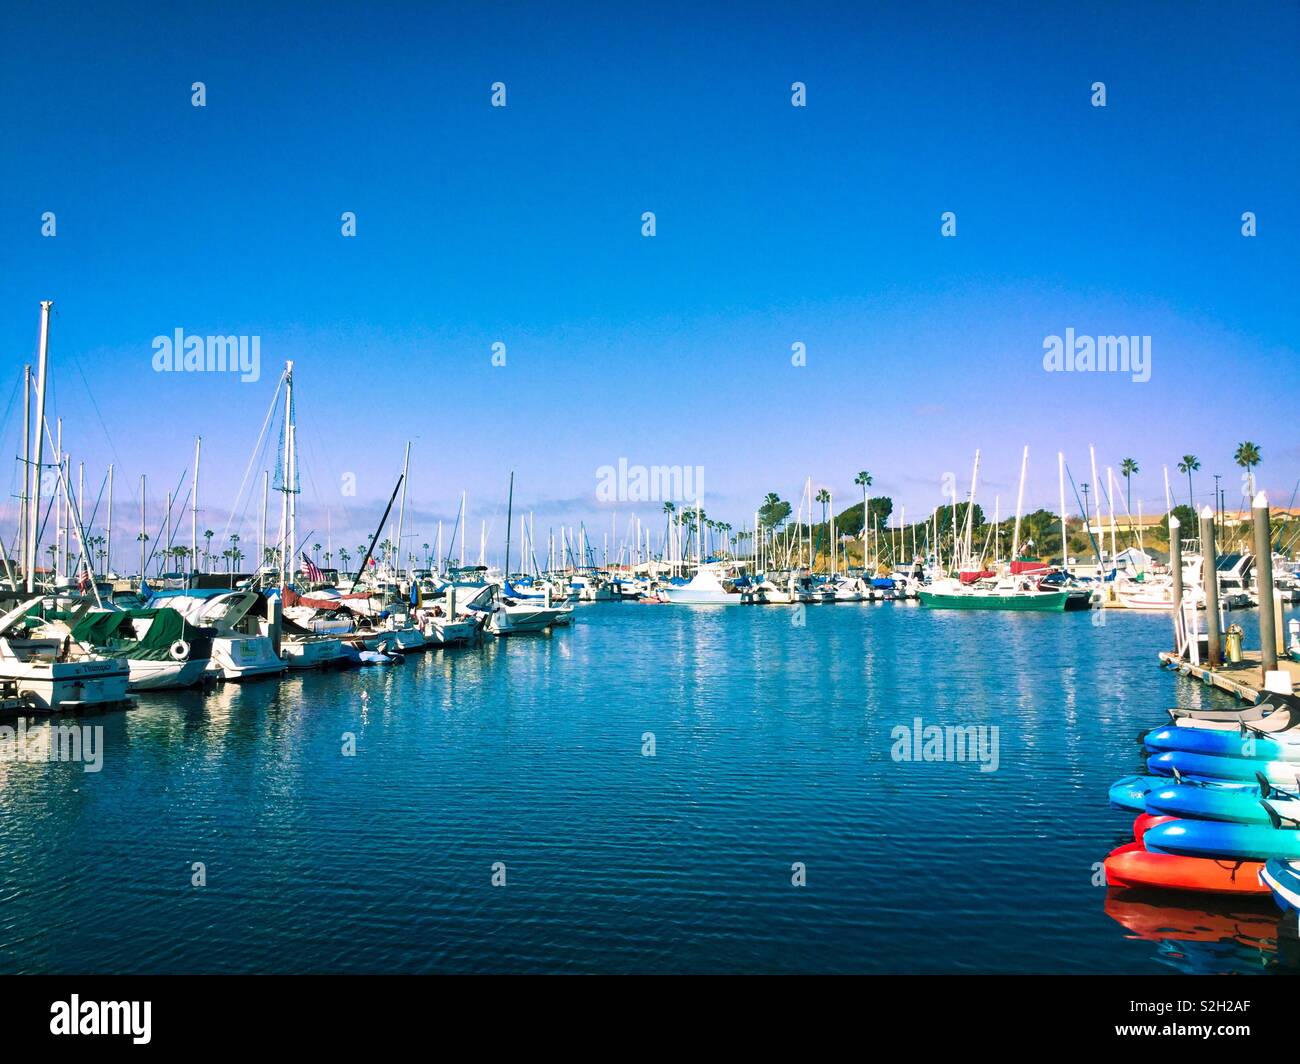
[918,575,1068,611]
[68,607,213,690]
[0,598,131,710]
[148,590,286,681]
[659,567,755,605]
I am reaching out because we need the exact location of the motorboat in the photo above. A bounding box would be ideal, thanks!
[67,607,213,690]
[659,566,756,605]
[147,589,286,681]
[0,597,131,710]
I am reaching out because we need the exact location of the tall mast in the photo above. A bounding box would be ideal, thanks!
[106,463,113,577]
[191,436,201,578]
[259,470,268,577]
[1058,452,1068,568]
[964,449,981,568]
[278,361,294,586]
[25,303,52,593]
[503,471,515,580]
[138,475,146,583]
[459,490,467,568]
[54,419,63,577]
[1012,445,1029,560]
[19,365,29,580]
[394,441,411,581]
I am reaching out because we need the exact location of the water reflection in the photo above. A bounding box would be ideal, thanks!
[1105,891,1282,973]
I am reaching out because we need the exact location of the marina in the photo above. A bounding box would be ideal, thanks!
[4,4,1300,1028]
[1,302,1298,975]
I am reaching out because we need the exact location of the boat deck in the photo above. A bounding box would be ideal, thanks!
[1157,649,1300,704]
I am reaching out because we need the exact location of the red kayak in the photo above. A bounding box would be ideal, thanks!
[1132,814,1177,840]
[1104,840,1269,895]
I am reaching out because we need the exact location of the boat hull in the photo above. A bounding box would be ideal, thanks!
[918,590,1068,611]
[127,657,211,690]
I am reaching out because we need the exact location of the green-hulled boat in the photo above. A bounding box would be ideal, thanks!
[918,577,1069,611]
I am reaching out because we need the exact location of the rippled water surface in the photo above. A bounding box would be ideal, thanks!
[1,601,1294,973]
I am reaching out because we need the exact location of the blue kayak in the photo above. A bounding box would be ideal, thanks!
[1147,750,1300,786]
[1144,783,1300,825]
[1143,724,1300,763]
[1144,818,1300,861]
[1109,775,1159,811]
[1260,859,1300,915]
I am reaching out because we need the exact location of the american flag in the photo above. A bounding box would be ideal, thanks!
[300,552,324,583]
[77,565,93,592]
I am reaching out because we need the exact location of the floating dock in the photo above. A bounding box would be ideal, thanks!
[1158,649,1300,704]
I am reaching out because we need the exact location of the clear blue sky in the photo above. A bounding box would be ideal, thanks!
[1,1,1297,562]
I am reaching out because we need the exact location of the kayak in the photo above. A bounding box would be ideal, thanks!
[1110,774,1257,811]
[1143,724,1300,763]
[1145,783,1300,825]
[1144,819,1300,861]
[1259,859,1300,915]
[1103,840,1268,895]
[1133,813,1177,839]
[1147,750,1300,786]
[1109,775,1159,811]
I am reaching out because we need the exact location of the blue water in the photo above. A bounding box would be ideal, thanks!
[0,602,1293,974]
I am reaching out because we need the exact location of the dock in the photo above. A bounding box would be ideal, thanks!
[1158,649,1300,704]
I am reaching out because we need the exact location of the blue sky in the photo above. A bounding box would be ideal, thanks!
[1,1,1298,563]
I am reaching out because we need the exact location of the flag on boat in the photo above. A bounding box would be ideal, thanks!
[300,553,324,583]
[77,565,92,592]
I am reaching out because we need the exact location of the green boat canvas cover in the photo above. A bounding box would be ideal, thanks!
[71,608,213,661]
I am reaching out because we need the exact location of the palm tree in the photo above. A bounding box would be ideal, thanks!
[854,471,873,548]
[203,529,214,573]
[312,542,322,562]
[1177,455,1200,512]
[422,542,430,567]
[1234,441,1262,499]
[339,548,351,573]
[229,534,240,574]
[1120,458,1139,512]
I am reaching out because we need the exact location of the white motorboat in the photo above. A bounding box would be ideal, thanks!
[659,567,755,605]
[0,598,131,710]
[148,590,286,681]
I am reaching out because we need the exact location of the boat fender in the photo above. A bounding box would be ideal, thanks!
[169,640,190,662]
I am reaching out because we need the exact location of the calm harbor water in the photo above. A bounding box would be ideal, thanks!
[1,601,1294,974]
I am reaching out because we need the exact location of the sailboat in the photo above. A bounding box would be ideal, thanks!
[919,447,1069,611]
[0,303,131,709]
[473,473,564,635]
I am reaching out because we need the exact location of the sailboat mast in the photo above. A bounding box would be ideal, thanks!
[106,463,113,577]
[394,441,411,581]
[259,470,268,578]
[1058,452,1068,567]
[25,305,51,593]
[1012,445,1028,561]
[191,436,201,578]
[19,365,29,581]
[138,475,146,584]
[503,471,515,579]
[964,449,981,567]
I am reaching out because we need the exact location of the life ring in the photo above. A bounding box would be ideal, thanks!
[169,640,190,662]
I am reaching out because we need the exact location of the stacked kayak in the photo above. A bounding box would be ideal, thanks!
[1103,814,1268,895]
[1104,697,1300,896]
